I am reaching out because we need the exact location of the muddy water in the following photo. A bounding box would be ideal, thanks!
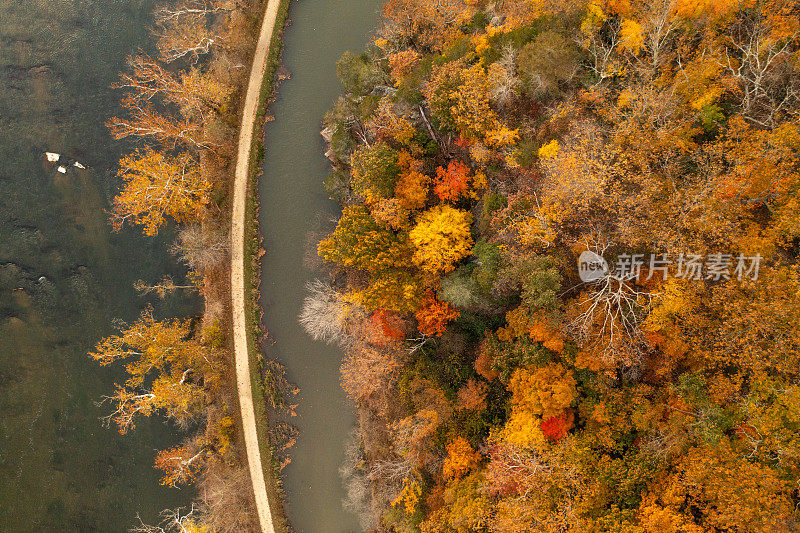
[257,1,382,531]
[0,1,195,530]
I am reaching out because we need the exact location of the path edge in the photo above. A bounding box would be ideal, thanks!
[230,1,291,532]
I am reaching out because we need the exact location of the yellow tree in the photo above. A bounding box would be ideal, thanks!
[90,308,213,433]
[318,205,409,273]
[352,269,425,313]
[659,442,795,531]
[367,97,417,145]
[425,61,499,140]
[409,205,474,274]
[395,168,431,211]
[111,148,210,236]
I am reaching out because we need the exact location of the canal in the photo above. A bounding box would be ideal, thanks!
[257,0,382,531]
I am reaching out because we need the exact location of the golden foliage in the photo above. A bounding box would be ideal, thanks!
[508,364,577,420]
[112,148,209,235]
[443,437,481,480]
[409,205,474,274]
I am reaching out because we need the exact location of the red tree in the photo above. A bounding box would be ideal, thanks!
[415,293,460,336]
[434,160,472,202]
[540,411,574,442]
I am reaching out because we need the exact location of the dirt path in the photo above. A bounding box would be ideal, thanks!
[230,1,283,532]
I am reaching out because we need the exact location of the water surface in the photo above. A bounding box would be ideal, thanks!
[0,1,194,529]
[258,1,382,531]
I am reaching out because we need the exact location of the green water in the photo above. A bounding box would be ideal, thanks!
[0,1,195,530]
[257,1,382,531]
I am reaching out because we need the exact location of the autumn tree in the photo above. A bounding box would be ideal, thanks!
[341,343,404,405]
[115,54,233,118]
[318,205,409,272]
[371,197,410,230]
[409,205,474,274]
[350,142,401,202]
[111,148,210,235]
[433,160,486,203]
[90,307,214,433]
[415,292,459,337]
[154,438,207,487]
[442,437,481,480]
[381,0,468,52]
[318,0,800,528]
[353,269,425,314]
[388,49,422,82]
[395,167,431,211]
[660,442,795,531]
[425,61,498,140]
[517,30,579,94]
[367,97,417,146]
[456,379,489,411]
[107,99,206,148]
[419,473,491,533]
[336,50,388,97]
[392,378,454,466]
[502,363,577,450]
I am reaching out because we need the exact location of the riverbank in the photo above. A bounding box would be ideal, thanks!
[230,0,291,531]
[85,0,298,529]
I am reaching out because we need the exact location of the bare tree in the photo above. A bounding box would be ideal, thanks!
[718,13,799,127]
[171,225,229,271]
[154,0,227,25]
[567,239,655,365]
[155,11,219,63]
[134,276,198,298]
[130,505,203,533]
[368,455,412,487]
[197,464,260,533]
[298,279,349,344]
[640,0,680,72]
[579,17,622,85]
[489,46,520,106]
[340,429,379,531]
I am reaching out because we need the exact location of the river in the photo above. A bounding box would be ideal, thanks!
[0,1,194,530]
[257,0,382,531]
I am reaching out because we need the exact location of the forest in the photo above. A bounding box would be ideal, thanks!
[305,0,800,531]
